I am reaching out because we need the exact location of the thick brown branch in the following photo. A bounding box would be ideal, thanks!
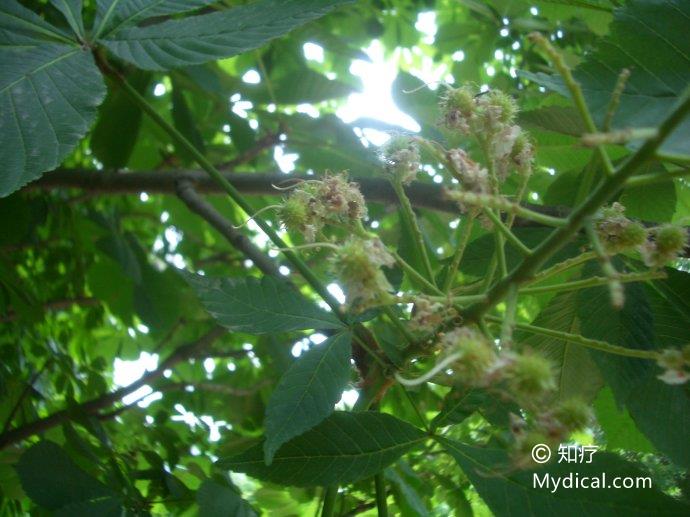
[30,169,567,224]
[0,297,99,323]
[175,179,282,277]
[0,326,226,450]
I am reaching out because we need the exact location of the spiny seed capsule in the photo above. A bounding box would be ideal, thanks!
[330,237,394,310]
[439,86,476,133]
[595,203,647,254]
[505,352,556,401]
[440,327,497,384]
[641,224,688,267]
[475,90,518,133]
[551,398,592,432]
[509,131,534,175]
[381,135,420,185]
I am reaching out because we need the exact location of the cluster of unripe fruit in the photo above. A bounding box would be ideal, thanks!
[594,202,688,267]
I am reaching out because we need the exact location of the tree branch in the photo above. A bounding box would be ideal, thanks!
[30,169,567,225]
[175,179,282,277]
[0,326,226,450]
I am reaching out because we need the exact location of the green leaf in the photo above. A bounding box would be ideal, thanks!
[534,0,690,155]
[171,78,206,160]
[619,164,676,222]
[16,441,123,513]
[91,71,151,169]
[94,0,215,40]
[593,388,654,453]
[218,412,426,487]
[264,332,352,465]
[577,265,690,467]
[519,106,587,137]
[50,0,85,38]
[0,2,71,44]
[100,0,355,71]
[0,8,106,196]
[520,291,604,402]
[431,388,518,430]
[197,479,256,517]
[183,273,343,333]
[439,438,688,516]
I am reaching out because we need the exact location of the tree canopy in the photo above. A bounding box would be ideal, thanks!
[1,0,690,515]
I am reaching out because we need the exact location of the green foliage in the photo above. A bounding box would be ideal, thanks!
[219,412,426,487]
[2,0,690,515]
[263,331,353,464]
[183,272,343,333]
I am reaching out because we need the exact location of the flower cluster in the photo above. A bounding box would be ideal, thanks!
[329,236,395,310]
[440,87,533,182]
[594,203,688,266]
[656,346,690,385]
[594,203,647,254]
[279,172,366,242]
[640,224,688,268]
[427,326,591,467]
[381,135,421,185]
[410,297,455,332]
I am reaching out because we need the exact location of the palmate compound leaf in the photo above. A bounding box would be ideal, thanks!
[439,438,689,516]
[93,0,216,40]
[526,0,690,155]
[197,479,256,517]
[577,264,690,468]
[264,332,353,465]
[182,272,344,333]
[99,0,356,71]
[0,2,106,197]
[519,290,604,403]
[16,441,124,515]
[218,412,427,487]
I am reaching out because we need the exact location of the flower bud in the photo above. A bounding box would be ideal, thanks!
[279,189,321,242]
[551,398,592,432]
[475,90,518,133]
[330,237,394,310]
[440,327,497,384]
[410,296,450,332]
[505,352,556,401]
[439,86,475,133]
[640,224,688,267]
[509,131,534,175]
[381,135,420,184]
[447,149,489,194]
[658,348,685,370]
[595,203,647,254]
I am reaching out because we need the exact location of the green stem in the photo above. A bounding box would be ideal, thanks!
[506,172,531,229]
[585,221,624,309]
[462,86,690,322]
[382,306,415,346]
[483,208,532,256]
[391,179,436,284]
[499,284,518,348]
[445,191,568,227]
[485,315,659,359]
[526,251,597,286]
[530,33,614,176]
[374,473,389,517]
[321,486,338,517]
[495,230,508,277]
[520,271,665,295]
[443,215,475,293]
[392,252,444,296]
[109,69,341,314]
[625,167,690,188]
